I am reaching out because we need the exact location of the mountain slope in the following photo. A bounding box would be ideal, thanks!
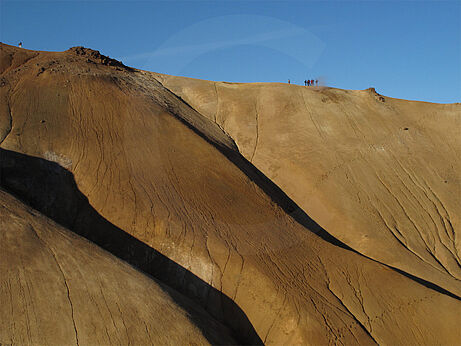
[156,73,461,296]
[0,188,235,345]
[1,43,460,345]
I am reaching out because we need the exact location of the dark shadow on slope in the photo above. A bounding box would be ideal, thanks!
[0,148,263,345]
[158,81,351,250]
[162,90,353,250]
[220,146,461,302]
[161,97,461,303]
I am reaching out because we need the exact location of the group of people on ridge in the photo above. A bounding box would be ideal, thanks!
[287,79,319,86]
[304,79,318,86]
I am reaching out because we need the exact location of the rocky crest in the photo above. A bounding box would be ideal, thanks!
[68,46,133,71]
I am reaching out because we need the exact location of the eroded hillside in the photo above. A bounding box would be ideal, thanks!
[1,43,460,345]
[156,73,461,297]
[0,189,235,345]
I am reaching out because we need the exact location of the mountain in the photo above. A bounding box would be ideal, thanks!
[0,188,235,345]
[1,42,460,345]
[156,73,461,296]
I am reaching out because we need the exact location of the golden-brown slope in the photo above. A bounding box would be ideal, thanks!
[0,188,236,345]
[1,43,461,345]
[156,73,461,296]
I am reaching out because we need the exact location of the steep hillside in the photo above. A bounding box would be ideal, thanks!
[156,73,461,297]
[1,43,460,345]
[0,189,235,345]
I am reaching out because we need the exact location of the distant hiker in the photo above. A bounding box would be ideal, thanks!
[307,80,311,86]
[304,80,307,86]
[311,79,314,86]
[288,79,291,84]
[18,42,22,48]
[315,79,319,86]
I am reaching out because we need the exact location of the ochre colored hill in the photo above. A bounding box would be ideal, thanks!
[1,43,460,345]
[0,189,235,345]
[156,73,461,296]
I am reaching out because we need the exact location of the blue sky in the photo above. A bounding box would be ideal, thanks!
[1,0,460,103]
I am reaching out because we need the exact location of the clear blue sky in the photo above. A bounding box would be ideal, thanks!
[1,0,460,103]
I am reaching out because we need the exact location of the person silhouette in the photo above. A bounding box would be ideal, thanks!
[307,80,310,86]
[18,42,22,48]
[315,79,319,86]
[304,80,307,86]
[288,79,291,84]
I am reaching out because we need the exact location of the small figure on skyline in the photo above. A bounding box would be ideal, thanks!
[311,79,314,86]
[288,79,291,84]
[315,79,319,86]
[307,79,311,86]
[304,80,307,86]
[18,42,22,48]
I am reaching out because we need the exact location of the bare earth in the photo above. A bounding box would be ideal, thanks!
[1,43,460,345]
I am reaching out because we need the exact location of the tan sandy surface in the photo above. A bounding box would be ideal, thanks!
[1,43,460,345]
[0,189,235,345]
[157,73,461,297]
